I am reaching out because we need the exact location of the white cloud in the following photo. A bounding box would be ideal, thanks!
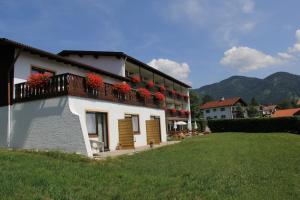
[220,46,282,72]
[288,29,300,53]
[166,0,206,25]
[161,0,258,46]
[220,29,300,72]
[148,58,191,84]
[241,0,255,13]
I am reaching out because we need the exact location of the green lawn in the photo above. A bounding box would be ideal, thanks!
[1,133,300,200]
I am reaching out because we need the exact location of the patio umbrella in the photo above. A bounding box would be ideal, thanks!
[194,121,198,129]
[176,121,187,125]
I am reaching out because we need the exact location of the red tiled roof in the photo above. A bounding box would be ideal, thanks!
[271,108,300,118]
[200,97,245,109]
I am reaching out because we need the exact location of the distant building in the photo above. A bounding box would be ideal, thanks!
[200,97,248,120]
[261,105,278,117]
[272,108,300,118]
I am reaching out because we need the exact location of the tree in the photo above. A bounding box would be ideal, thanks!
[278,99,297,109]
[202,95,214,104]
[250,97,259,106]
[247,106,259,118]
[189,90,202,120]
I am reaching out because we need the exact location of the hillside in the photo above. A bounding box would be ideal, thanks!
[194,72,300,104]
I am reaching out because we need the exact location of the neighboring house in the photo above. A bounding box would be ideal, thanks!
[0,38,191,157]
[271,108,300,118]
[262,105,278,117]
[200,97,248,120]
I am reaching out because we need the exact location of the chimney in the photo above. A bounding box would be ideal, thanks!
[220,97,225,101]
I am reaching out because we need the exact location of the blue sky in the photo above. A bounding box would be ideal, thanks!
[1,0,300,88]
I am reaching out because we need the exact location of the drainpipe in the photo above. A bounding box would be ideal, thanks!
[7,47,23,148]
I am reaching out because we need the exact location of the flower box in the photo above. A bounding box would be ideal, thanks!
[86,73,103,89]
[131,75,141,84]
[113,82,131,94]
[27,73,51,88]
[137,88,152,99]
[154,92,165,101]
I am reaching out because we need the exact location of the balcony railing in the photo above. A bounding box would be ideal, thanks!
[14,73,164,109]
[165,109,189,119]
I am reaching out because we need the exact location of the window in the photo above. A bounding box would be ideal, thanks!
[213,108,217,112]
[221,115,226,119]
[31,66,55,76]
[86,112,109,150]
[205,109,210,113]
[125,114,140,134]
[220,107,225,111]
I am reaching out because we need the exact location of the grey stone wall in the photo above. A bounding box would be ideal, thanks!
[10,97,87,155]
[0,106,8,147]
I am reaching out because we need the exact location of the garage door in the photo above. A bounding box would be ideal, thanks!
[118,119,134,149]
[146,119,161,145]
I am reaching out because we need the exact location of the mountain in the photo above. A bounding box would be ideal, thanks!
[194,72,300,104]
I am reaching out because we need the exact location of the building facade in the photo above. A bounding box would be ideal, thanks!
[200,97,248,120]
[0,38,191,157]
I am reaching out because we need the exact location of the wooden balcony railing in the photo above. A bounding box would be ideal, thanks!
[14,73,164,109]
[165,109,189,119]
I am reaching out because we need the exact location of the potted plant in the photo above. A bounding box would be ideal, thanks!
[147,80,155,88]
[154,92,165,102]
[159,85,166,92]
[86,73,103,89]
[171,108,177,113]
[137,87,152,99]
[131,75,141,84]
[113,82,131,94]
[27,73,51,88]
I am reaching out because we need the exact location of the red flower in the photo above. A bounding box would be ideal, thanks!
[184,95,189,101]
[113,82,131,94]
[159,85,166,92]
[86,73,103,89]
[171,108,177,113]
[185,110,190,115]
[180,109,186,115]
[131,75,141,83]
[171,90,176,95]
[154,92,165,101]
[147,81,155,88]
[137,87,152,98]
[27,73,51,88]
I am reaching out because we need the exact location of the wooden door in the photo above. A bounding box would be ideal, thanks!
[118,119,134,149]
[146,119,161,145]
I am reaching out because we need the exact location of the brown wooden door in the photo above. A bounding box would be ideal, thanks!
[146,119,161,145]
[118,119,134,149]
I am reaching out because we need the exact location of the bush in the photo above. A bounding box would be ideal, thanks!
[207,117,300,133]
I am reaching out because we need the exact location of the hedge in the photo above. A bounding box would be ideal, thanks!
[207,117,300,133]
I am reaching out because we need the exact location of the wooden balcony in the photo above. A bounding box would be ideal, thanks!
[165,109,189,119]
[14,73,164,109]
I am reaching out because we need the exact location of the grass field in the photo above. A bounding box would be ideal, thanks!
[0,133,300,200]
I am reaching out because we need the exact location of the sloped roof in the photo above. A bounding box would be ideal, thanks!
[200,97,247,109]
[0,38,128,81]
[271,108,300,118]
[58,50,191,88]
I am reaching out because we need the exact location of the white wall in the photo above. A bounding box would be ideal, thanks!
[10,97,88,155]
[64,54,125,76]
[202,106,233,120]
[14,52,118,85]
[68,96,167,152]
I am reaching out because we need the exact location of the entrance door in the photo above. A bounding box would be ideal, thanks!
[86,112,109,151]
[118,119,134,149]
[146,119,161,145]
